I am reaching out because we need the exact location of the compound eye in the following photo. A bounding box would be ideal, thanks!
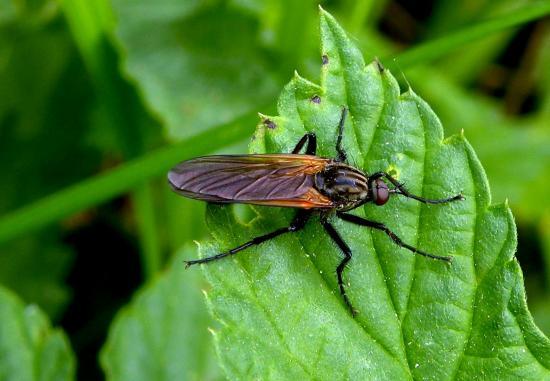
[372,179,389,205]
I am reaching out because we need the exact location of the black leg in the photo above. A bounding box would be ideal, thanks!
[185,210,312,267]
[335,107,348,162]
[292,132,317,155]
[337,212,452,262]
[321,217,356,316]
[369,171,464,204]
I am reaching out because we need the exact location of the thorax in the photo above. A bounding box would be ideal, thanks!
[314,162,369,211]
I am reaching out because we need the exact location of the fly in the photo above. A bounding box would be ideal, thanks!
[168,107,464,315]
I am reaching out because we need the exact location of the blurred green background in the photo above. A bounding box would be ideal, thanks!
[1,0,549,379]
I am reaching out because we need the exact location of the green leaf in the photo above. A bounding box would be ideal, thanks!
[111,0,280,140]
[0,285,75,381]
[0,236,73,319]
[407,67,550,221]
[0,1,96,317]
[199,9,550,379]
[100,245,222,381]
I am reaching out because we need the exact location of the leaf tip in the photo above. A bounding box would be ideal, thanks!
[207,327,217,337]
[442,132,465,146]
[258,113,276,126]
[318,5,338,27]
[291,71,323,99]
[262,117,277,130]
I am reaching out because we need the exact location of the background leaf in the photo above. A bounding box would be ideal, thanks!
[100,245,222,381]
[408,66,550,221]
[112,0,281,140]
[0,285,75,381]
[0,0,99,318]
[199,9,550,379]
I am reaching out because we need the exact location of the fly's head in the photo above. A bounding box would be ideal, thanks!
[369,177,390,206]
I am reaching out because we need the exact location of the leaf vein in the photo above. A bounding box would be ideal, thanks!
[229,254,316,378]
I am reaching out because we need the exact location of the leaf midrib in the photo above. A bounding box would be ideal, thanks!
[323,19,413,374]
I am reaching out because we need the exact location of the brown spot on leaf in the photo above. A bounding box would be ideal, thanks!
[322,55,329,65]
[263,119,277,129]
[311,95,321,104]
[375,58,385,73]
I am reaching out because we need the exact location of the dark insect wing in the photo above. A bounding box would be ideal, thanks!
[168,154,334,209]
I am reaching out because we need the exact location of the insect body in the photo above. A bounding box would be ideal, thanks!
[168,108,464,315]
